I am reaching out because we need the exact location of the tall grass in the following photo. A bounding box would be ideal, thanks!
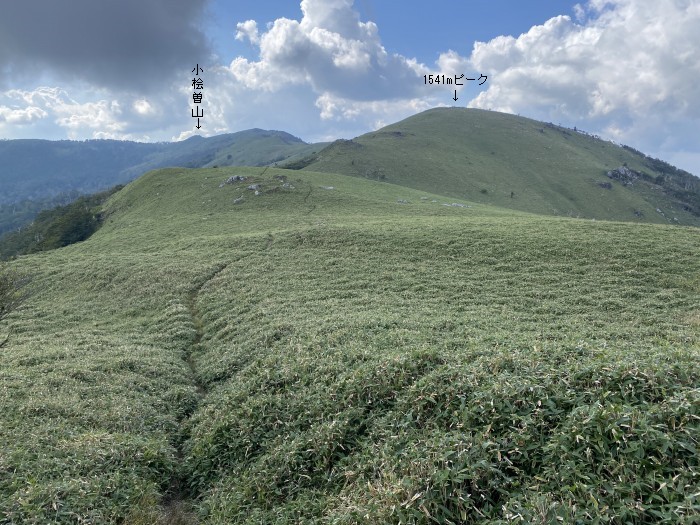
[1,167,697,523]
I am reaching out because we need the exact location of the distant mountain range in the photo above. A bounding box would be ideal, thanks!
[1,108,699,235]
[0,129,324,234]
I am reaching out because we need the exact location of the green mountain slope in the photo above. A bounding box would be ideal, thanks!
[0,131,318,205]
[194,129,327,169]
[0,130,323,234]
[2,165,698,523]
[0,186,122,260]
[295,108,700,226]
[120,129,324,178]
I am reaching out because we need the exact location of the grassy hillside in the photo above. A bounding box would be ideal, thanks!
[295,108,700,226]
[0,130,321,235]
[194,129,327,169]
[1,166,698,523]
[121,130,322,177]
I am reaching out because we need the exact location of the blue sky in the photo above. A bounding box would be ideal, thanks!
[1,0,699,176]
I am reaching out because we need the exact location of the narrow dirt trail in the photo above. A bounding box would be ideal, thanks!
[185,263,230,397]
[158,239,269,523]
[160,262,231,524]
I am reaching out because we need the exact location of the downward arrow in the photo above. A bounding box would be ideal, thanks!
[453,90,459,102]
[196,118,202,130]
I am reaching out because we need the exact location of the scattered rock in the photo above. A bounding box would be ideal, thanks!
[281,182,295,189]
[320,186,335,190]
[420,197,428,201]
[606,166,640,186]
[274,175,288,182]
[397,199,410,204]
[597,181,613,190]
[219,175,248,187]
[247,184,261,191]
[442,203,471,208]
[233,196,244,205]
[254,190,261,196]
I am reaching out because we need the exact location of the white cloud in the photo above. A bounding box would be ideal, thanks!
[133,99,155,116]
[54,100,125,138]
[1,0,698,177]
[235,20,260,45]
[1,87,148,140]
[460,0,700,173]
[299,0,363,37]
[227,0,429,103]
[0,105,47,124]
[213,0,448,147]
[0,1,440,144]
[436,50,470,76]
[315,92,434,122]
[5,86,71,108]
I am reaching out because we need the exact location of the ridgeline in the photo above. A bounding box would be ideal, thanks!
[1,109,699,523]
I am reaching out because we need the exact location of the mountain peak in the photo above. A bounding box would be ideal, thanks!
[295,108,699,225]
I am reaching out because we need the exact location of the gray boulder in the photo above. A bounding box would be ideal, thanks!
[220,175,248,187]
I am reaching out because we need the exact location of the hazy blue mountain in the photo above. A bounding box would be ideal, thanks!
[0,130,323,233]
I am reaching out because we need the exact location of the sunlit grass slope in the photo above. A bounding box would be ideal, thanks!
[1,166,699,524]
[299,108,700,226]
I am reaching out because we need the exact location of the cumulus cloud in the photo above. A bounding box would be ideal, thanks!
[218,0,447,144]
[133,99,155,116]
[236,20,260,45]
[1,0,438,145]
[469,4,700,120]
[0,0,210,93]
[0,105,47,125]
[314,92,434,122]
[459,0,700,172]
[1,87,128,139]
[0,87,184,140]
[228,0,429,102]
[3,0,696,177]
[55,100,126,138]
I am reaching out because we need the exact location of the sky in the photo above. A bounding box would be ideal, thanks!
[0,0,699,176]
